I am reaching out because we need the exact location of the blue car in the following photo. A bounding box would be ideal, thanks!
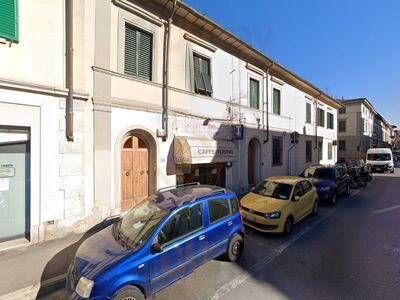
[66,183,245,299]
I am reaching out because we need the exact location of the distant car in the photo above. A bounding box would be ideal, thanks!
[366,148,395,173]
[301,165,350,205]
[66,183,244,300]
[240,176,319,235]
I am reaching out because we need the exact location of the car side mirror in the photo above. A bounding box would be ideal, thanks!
[151,242,164,254]
[292,195,301,202]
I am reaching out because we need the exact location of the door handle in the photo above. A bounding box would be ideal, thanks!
[199,234,205,241]
[227,221,233,226]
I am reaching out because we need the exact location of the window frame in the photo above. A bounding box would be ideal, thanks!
[327,112,334,129]
[272,136,283,166]
[317,108,325,127]
[249,77,260,109]
[305,102,312,124]
[272,88,281,115]
[338,120,347,132]
[193,52,213,97]
[328,142,333,160]
[339,107,346,114]
[124,22,153,81]
[156,202,204,247]
[338,140,346,152]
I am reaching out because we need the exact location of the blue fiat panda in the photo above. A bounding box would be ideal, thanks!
[66,183,245,299]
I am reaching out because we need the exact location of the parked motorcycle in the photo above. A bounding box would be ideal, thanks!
[361,165,373,182]
[348,166,367,188]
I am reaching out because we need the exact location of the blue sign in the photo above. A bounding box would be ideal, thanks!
[233,124,244,140]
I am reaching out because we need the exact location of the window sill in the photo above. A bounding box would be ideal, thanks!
[271,164,283,167]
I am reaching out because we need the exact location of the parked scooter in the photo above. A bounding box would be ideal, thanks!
[361,165,373,182]
[348,166,367,188]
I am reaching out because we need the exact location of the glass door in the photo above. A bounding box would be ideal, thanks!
[0,127,30,242]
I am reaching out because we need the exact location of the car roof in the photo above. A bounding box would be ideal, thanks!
[307,165,341,170]
[150,184,232,212]
[264,176,306,185]
[367,148,392,154]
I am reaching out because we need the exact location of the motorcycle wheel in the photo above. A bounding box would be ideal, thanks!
[350,178,359,189]
[358,177,367,188]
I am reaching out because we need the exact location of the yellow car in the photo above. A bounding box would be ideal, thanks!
[240,176,319,235]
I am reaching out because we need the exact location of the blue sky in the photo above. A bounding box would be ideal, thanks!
[185,0,400,127]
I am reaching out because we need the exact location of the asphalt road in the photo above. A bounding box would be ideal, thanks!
[45,168,400,300]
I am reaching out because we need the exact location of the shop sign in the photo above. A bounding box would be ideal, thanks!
[0,166,15,178]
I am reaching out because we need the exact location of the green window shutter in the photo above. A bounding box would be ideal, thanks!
[306,103,311,123]
[273,89,281,115]
[202,73,213,94]
[124,24,152,80]
[193,54,212,95]
[249,79,259,109]
[0,0,18,42]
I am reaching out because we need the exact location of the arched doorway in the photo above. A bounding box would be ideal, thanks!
[248,138,261,186]
[121,134,151,211]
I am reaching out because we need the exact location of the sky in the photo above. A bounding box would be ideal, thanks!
[185,0,400,128]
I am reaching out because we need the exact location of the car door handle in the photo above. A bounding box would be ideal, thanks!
[227,221,233,226]
[199,235,205,241]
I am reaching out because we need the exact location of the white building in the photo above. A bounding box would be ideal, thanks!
[0,0,341,248]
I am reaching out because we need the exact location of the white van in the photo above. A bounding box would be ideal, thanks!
[366,148,394,173]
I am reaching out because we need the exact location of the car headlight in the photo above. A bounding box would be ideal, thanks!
[318,186,331,192]
[265,211,281,219]
[75,276,94,298]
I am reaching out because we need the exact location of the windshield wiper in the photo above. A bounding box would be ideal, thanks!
[113,220,135,250]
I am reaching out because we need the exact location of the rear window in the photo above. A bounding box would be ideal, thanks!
[208,198,230,223]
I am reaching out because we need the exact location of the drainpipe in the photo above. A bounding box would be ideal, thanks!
[161,0,177,142]
[65,0,74,141]
[263,62,274,144]
[314,93,322,148]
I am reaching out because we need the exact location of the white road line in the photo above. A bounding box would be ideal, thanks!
[210,208,337,300]
[349,189,361,198]
[371,204,400,215]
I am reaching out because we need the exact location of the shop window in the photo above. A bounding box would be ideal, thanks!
[208,198,230,223]
[318,141,323,161]
[249,78,260,109]
[124,23,153,80]
[158,203,203,245]
[193,53,213,96]
[272,136,283,166]
[328,143,333,160]
[306,140,312,163]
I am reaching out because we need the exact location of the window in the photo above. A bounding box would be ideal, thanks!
[339,107,346,114]
[306,140,313,162]
[317,108,325,127]
[306,103,312,124]
[293,183,304,198]
[208,198,230,223]
[327,112,334,129]
[272,136,283,166]
[124,24,153,80]
[158,203,203,245]
[318,141,323,161]
[300,181,312,194]
[338,120,346,132]
[273,88,281,115]
[252,181,293,200]
[328,143,333,160]
[249,78,260,109]
[193,53,213,96]
[0,0,18,42]
[338,140,346,151]
[229,198,239,214]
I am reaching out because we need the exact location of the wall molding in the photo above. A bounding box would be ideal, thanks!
[246,63,264,76]
[112,0,165,27]
[270,76,284,86]
[183,33,217,52]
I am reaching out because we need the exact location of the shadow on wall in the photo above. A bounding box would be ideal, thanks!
[36,216,121,299]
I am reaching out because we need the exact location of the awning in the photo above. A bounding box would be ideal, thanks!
[174,137,238,164]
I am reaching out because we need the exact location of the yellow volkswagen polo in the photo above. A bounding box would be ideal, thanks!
[241,176,319,235]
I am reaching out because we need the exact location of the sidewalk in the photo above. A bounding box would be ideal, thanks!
[0,217,120,300]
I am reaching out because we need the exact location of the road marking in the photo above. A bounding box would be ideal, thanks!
[209,208,337,300]
[384,244,400,256]
[371,204,400,215]
[349,189,361,198]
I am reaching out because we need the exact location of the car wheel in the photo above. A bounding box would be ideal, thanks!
[330,193,337,206]
[311,201,318,216]
[112,286,145,300]
[225,233,244,262]
[391,169,395,174]
[283,216,293,236]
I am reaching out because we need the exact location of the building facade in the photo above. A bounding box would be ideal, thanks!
[337,98,394,162]
[0,0,341,248]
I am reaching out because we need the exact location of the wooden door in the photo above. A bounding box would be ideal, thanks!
[121,135,149,211]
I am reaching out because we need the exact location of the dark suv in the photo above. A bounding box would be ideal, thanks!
[66,183,244,300]
[301,165,350,205]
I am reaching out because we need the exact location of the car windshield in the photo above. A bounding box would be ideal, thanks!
[116,199,169,250]
[367,153,391,161]
[304,168,333,179]
[252,181,293,200]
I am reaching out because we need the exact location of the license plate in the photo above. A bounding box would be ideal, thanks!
[245,214,255,222]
